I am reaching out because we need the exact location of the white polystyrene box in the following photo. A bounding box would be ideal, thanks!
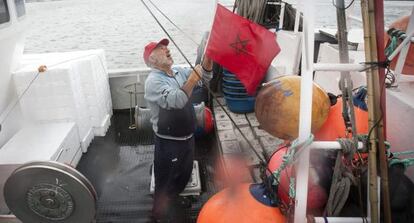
[13,53,95,152]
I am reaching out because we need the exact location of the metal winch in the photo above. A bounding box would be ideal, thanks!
[3,161,97,223]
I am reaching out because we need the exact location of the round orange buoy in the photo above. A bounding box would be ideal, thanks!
[255,76,331,140]
[314,97,368,141]
[197,184,286,223]
[267,146,328,210]
[385,16,414,75]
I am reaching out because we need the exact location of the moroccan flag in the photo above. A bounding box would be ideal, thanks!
[206,4,281,95]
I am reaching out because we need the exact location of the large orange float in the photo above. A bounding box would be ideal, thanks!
[314,97,368,141]
[255,76,331,140]
[197,184,285,223]
[385,16,414,75]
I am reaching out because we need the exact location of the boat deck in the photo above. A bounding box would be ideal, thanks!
[77,110,219,223]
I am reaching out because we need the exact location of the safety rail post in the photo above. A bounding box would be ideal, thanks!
[279,2,286,30]
[294,0,314,222]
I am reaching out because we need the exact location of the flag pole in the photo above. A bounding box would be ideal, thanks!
[200,1,218,65]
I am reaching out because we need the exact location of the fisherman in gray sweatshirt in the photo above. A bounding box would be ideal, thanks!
[143,38,212,222]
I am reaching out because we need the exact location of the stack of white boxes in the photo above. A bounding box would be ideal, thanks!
[70,52,113,136]
[12,50,112,152]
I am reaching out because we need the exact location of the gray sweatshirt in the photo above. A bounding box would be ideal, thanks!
[144,66,212,140]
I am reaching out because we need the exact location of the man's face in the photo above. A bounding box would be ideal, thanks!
[150,44,173,67]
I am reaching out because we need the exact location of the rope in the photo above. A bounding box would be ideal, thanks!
[268,134,314,210]
[325,138,356,216]
[389,150,414,169]
[391,150,414,157]
[389,158,414,169]
[271,134,314,185]
[385,36,398,57]
[235,0,267,24]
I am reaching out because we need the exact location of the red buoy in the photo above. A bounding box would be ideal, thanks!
[204,106,214,134]
[267,146,328,210]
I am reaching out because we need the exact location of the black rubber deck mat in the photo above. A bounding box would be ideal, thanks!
[112,109,154,146]
[77,111,219,223]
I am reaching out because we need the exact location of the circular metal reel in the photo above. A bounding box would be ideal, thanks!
[4,161,97,223]
[20,161,98,201]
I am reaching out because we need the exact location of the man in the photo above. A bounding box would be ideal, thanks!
[143,38,213,222]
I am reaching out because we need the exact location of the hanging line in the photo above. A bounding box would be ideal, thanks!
[140,0,282,182]
[147,0,199,47]
[0,54,108,131]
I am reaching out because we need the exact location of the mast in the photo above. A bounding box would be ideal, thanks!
[360,0,391,222]
[373,0,392,222]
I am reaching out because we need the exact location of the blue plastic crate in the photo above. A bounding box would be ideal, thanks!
[224,95,255,113]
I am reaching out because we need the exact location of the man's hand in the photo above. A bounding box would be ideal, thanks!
[202,56,213,72]
[182,64,203,97]
[188,64,203,84]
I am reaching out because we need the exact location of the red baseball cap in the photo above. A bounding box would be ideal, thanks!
[143,38,169,65]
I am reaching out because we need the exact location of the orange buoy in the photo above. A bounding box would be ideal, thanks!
[385,16,414,75]
[314,97,368,141]
[267,146,328,210]
[255,76,331,140]
[197,184,286,223]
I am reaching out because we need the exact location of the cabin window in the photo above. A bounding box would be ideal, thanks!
[14,0,25,17]
[0,0,10,24]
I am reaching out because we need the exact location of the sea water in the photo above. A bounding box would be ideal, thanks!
[24,0,414,69]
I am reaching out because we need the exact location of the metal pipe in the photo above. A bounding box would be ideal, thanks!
[294,5,300,33]
[313,63,367,72]
[294,0,314,222]
[279,2,286,30]
[310,141,364,150]
[314,217,369,223]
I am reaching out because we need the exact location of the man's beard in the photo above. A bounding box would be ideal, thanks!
[156,56,173,67]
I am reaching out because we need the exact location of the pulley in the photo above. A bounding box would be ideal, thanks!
[4,161,97,223]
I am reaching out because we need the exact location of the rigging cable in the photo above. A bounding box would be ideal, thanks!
[147,0,199,46]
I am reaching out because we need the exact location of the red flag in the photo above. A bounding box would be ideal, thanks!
[206,4,281,95]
